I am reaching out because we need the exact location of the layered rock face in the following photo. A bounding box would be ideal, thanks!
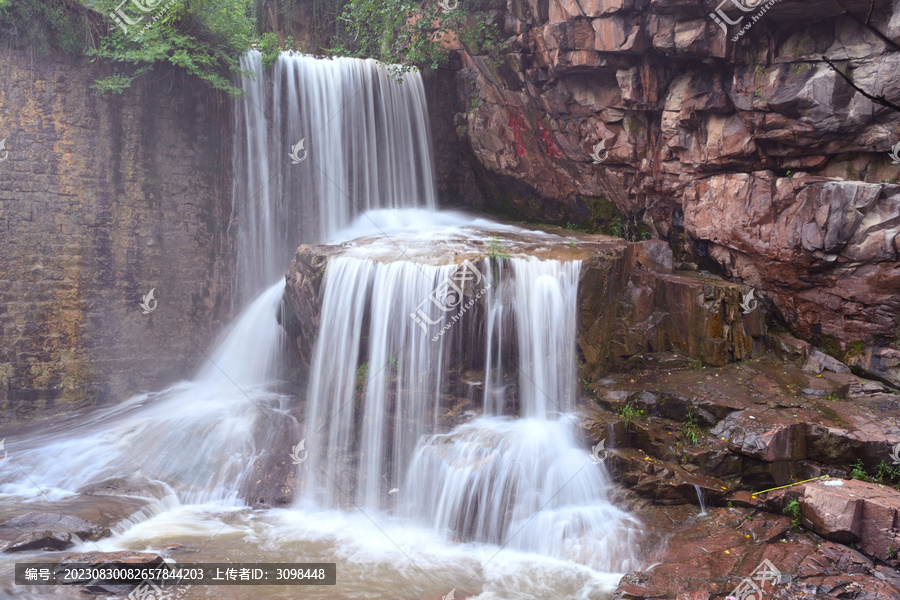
[436,0,900,369]
[282,235,764,379]
[0,47,234,422]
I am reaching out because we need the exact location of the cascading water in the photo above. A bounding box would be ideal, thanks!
[0,51,640,599]
[299,216,642,575]
[0,51,436,506]
[232,51,436,301]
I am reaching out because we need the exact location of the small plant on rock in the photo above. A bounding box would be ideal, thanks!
[851,458,873,482]
[783,499,802,529]
[875,460,900,485]
[889,546,897,560]
[682,407,703,446]
[618,401,645,428]
[486,236,509,261]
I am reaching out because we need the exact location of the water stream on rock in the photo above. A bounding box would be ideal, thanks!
[0,51,640,599]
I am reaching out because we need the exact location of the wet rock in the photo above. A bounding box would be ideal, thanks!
[281,244,336,368]
[434,0,900,372]
[611,500,900,600]
[587,356,900,488]
[284,232,764,376]
[803,349,852,375]
[57,551,169,595]
[847,346,900,388]
[0,512,108,552]
[711,414,802,463]
[772,334,812,361]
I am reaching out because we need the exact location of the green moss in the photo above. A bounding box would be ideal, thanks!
[0,0,89,56]
[820,334,842,359]
[623,116,645,137]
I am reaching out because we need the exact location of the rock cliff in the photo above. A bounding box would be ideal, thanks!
[431,0,900,381]
[0,45,235,422]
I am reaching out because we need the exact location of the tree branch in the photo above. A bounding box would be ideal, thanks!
[822,55,900,113]
[832,0,900,51]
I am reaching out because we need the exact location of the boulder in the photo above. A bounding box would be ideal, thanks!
[0,512,108,553]
[800,478,900,563]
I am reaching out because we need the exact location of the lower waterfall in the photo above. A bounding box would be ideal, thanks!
[298,212,641,577]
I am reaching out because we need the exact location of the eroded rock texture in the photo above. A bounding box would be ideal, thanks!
[282,236,765,378]
[0,46,234,422]
[433,0,900,369]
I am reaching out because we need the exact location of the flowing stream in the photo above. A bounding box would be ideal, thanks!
[0,51,640,599]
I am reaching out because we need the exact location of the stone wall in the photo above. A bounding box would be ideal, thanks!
[0,45,235,423]
[434,0,900,368]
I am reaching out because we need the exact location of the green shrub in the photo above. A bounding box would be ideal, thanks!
[682,407,702,446]
[486,236,509,261]
[618,401,645,428]
[851,458,872,482]
[329,0,506,79]
[0,0,90,56]
[783,499,802,529]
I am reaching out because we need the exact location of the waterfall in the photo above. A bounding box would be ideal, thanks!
[0,52,640,597]
[232,51,436,301]
[0,52,437,507]
[300,241,641,572]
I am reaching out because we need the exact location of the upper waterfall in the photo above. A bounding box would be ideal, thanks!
[232,51,437,300]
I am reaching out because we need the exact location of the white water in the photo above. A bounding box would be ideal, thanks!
[0,281,291,507]
[232,51,436,301]
[0,52,640,599]
[299,219,641,573]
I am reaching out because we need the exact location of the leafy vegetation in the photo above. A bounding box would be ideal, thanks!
[875,460,900,485]
[88,0,256,96]
[329,0,506,80]
[783,499,802,529]
[617,401,646,428]
[682,407,702,446]
[851,458,871,482]
[0,0,90,56]
[1,0,509,94]
[355,361,369,393]
[485,236,509,261]
[0,0,257,95]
